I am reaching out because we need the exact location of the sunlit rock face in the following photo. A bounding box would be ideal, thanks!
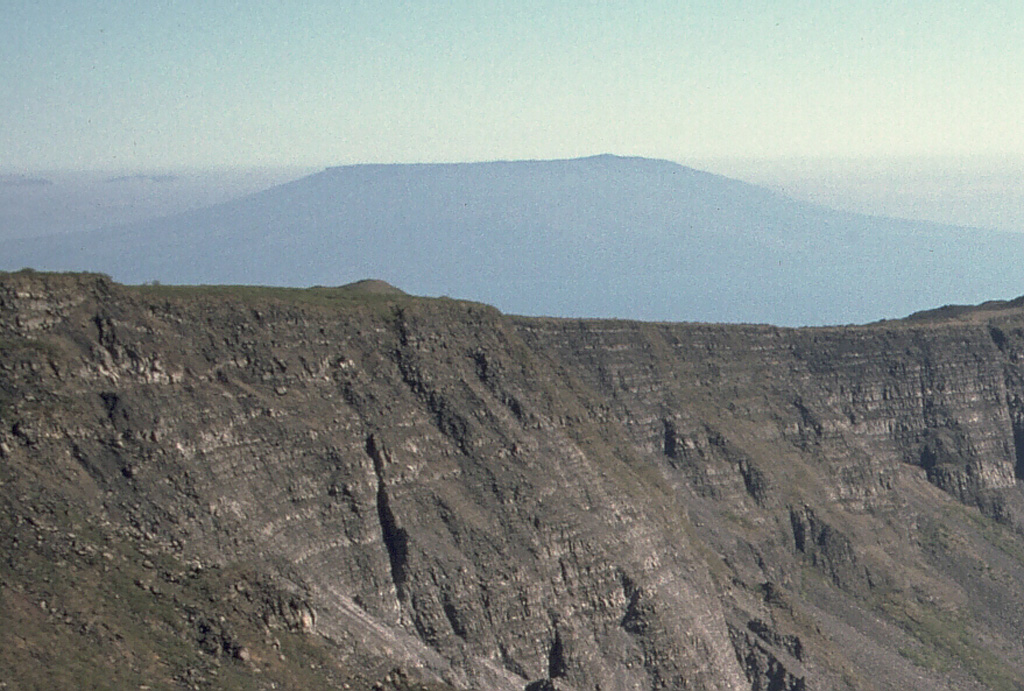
[4,271,1024,690]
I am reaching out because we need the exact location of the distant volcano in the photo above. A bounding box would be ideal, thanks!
[3,154,1023,326]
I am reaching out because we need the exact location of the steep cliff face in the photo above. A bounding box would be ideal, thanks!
[4,272,1024,690]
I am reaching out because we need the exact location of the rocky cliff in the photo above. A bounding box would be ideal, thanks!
[4,271,1024,690]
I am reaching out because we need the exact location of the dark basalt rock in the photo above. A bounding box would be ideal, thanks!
[4,271,1024,689]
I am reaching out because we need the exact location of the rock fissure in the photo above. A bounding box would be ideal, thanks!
[367,433,410,597]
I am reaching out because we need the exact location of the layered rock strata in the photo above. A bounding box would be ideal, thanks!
[4,272,1024,690]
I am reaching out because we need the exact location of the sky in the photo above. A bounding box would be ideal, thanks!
[3,1,1023,172]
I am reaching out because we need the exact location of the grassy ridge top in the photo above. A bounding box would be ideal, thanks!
[4,269,1024,329]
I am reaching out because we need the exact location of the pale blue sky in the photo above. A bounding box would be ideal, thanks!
[3,1,1022,170]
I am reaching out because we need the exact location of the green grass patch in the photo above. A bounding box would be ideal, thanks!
[878,595,1021,689]
[944,504,1024,566]
[897,643,952,673]
[135,282,412,308]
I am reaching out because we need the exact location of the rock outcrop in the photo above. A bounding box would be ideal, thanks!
[4,271,1024,689]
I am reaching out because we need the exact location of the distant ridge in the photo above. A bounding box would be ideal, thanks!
[2,155,1024,326]
[903,294,1024,322]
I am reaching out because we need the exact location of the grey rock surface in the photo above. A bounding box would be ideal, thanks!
[4,272,1024,689]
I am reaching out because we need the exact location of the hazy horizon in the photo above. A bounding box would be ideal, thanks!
[4,3,1021,171]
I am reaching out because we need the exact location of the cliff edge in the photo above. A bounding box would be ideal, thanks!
[4,271,1024,690]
